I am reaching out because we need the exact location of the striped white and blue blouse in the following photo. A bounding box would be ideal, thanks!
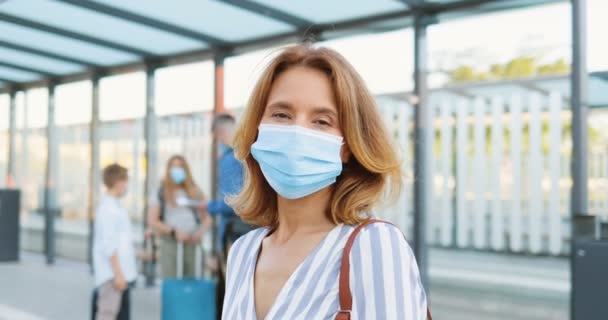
[222,223,428,320]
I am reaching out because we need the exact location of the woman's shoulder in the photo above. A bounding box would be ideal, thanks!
[350,220,412,252]
[352,219,405,235]
[230,227,268,251]
[349,220,420,273]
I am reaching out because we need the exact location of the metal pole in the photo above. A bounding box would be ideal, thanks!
[214,53,225,116]
[570,0,589,218]
[21,91,29,189]
[44,82,57,265]
[7,89,16,187]
[212,53,226,199]
[212,51,227,315]
[143,65,158,287]
[412,14,430,288]
[88,75,101,270]
[570,1,592,319]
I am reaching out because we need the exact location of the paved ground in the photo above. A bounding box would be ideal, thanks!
[0,248,568,320]
[0,253,159,320]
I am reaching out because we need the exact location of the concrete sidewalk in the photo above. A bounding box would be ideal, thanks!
[0,253,160,320]
[0,248,568,320]
[429,249,568,320]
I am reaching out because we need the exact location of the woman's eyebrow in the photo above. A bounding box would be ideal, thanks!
[311,106,338,117]
[266,101,293,111]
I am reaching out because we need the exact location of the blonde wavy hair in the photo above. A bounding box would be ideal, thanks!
[228,44,402,227]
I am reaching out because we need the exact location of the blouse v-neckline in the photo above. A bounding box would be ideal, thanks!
[249,224,344,320]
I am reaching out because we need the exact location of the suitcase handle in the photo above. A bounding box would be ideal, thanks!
[176,242,202,279]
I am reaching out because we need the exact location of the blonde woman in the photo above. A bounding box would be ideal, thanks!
[222,44,429,319]
[148,155,211,278]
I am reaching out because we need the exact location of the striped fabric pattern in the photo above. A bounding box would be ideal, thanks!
[222,223,428,320]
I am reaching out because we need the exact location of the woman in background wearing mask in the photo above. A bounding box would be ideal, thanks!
[222,44,429,319]
[148,155,210,278]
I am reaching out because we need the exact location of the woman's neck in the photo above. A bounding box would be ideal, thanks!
[272,188,335,244]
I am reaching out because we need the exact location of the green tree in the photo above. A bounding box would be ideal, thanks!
[448,56,570,83]
[504,56,536,79]
[449,65,477,82]
[538,58,570,76]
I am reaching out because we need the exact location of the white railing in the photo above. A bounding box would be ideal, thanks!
[8,92,608,258]
[375,91,608,256]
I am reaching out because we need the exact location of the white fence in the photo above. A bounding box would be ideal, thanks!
[105,95,608,256]
[376,92,608,256]
[8,93,608,258]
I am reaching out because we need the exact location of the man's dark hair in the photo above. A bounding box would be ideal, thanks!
[212,113,236,131]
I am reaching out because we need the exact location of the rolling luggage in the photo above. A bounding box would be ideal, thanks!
[162,242,216,320]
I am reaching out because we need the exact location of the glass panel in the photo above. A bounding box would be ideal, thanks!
[98,0,294,42]
[99,72,145,121]
[12,91,25,184]
[0,21,137,66]
[252,0,407,23]
[56,81,92,126]
[588,0,608,222]
[99,73,145,223]
[322,29,415,94]
[157,113,214,202]
[0,65,42,82]
[0,46,83,75]
[50,81,92,261]
[225,46,284,108]
[155,61,214,116]
[155,61,215,197]
[24,88,48,129]
[427,3,571,319]
[0,94,8,186]
[589,105,608,221]
[590,75,608,107]
[99,119,145,223]
[15,88,48,255]
[588,0,608,72]
[0,0,204,55]
[429,2,571,87]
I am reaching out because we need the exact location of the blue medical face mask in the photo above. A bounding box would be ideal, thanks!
[170,167,186,185]
[251,124,344,199]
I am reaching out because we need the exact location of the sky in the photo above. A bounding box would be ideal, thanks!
[0,0,607,129]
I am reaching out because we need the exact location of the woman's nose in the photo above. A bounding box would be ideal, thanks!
[292,114,312,128]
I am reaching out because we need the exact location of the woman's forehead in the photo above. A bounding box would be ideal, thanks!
[267,66,337,113]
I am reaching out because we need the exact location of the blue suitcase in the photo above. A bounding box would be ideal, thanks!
[162,243,216,320]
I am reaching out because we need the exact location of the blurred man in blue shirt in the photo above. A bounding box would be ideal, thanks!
[205,113,252,255]
[203,113,252,318]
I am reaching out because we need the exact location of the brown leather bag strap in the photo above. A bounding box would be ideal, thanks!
[336,219,432,320]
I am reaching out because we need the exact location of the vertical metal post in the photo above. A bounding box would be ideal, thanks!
[21,91,29,189]
[88,75,101,269]
[44,82,57,265]
[213,50,229,319]
[570,0,589,218]
[413,14,430,288]
[7,89,16,187]
[570,0,592,319]
[143,65,158,287]
[212,53,226,199]
[214,54,226,116]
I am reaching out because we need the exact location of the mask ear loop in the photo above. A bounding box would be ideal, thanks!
[339,141,352,166]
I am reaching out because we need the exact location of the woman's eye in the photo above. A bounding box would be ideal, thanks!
[271,112,290,119]
[314,119,331,127]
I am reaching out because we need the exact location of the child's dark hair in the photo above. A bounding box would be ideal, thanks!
[103,163,128,188]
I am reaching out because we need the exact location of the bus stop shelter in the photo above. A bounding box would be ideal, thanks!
[0,1,594,318]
